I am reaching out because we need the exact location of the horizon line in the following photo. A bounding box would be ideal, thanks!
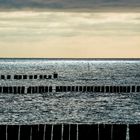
[0,58,140,61]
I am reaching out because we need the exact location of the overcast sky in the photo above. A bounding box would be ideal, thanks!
[0,0,140,9]
[0,1,140,58]
[0,12,140,58]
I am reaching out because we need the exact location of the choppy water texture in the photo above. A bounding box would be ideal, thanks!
[0,59,140,125]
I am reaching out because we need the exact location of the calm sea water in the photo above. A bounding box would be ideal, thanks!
[0,59,140,125]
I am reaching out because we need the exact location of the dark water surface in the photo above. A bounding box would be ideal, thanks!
[0,59,140,125]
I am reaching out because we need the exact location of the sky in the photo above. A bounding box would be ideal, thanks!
[0,0,140,9]
[0,0,140,58]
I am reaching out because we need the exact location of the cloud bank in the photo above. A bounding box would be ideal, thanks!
[0,0,140,9]
[0,12,140,58]
[0,12,140,41]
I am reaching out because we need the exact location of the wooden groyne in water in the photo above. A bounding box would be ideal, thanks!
[0,73,58,80]
[0,73,140,94]
[0,85,139,94]
[0,67,139,140]
[0,124,140,140]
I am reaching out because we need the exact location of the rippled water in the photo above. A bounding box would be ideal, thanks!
[0,59,140,124]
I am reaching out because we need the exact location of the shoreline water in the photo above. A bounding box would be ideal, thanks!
[0,60,139,125]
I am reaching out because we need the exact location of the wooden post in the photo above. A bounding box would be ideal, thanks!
[29,75,33,80]
[23,75,27,79]
[7,75,11,80]
[0,87,2,93]
[53,73,58,79]
[21,87,25,94]
[48,75,52,79]
[34,75,38,79]
[67,86,71,92]
[49,86,52,92]
[137,86,140,92]
[132,86,135,92]
[45,86,48,93]
[1,75,5,80]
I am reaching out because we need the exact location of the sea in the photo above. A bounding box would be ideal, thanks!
[0,59,140,125]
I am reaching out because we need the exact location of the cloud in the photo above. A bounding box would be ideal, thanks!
[0,11,140,58]
[0,12,140,41]
[0,0,140,9]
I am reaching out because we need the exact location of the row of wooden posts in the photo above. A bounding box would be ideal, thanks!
[55,85,140,93]
[0,73,58,80]
[0,124,139,140]
[0,85,140,94]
